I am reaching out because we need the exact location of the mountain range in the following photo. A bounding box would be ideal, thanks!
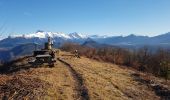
[1,31,170,48]
[0,31,170,62]
[0,31,88,48]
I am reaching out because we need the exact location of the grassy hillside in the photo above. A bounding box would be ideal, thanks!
[0,51,169,99]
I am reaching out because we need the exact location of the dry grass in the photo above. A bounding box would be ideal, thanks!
[35,62,78,100]
[60,51,170,100]
[0,51,169,100]
[0,55,78,100]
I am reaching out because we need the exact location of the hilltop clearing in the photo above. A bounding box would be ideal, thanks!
[0,56,80,99]
[0,51,169,100]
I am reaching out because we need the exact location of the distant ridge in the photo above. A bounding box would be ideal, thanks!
[0,31,170,62]
[0,31,170,49]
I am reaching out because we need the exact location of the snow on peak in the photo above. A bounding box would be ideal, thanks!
[69,32,88,39]
[90,35,111,39]
[9,31,88,39]
[27,31,46,38]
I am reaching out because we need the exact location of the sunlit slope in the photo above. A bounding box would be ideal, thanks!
[0,51,169,100]
[0,57,79,99]
[60,52,170,100]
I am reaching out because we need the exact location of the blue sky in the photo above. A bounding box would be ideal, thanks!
[0,0,170,37]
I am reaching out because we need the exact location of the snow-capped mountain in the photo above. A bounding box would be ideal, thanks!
[9,31,87,40]
[90,35,112,39]
[1,31,170,63]
[69,32,87,39]
[1,31,170,49]
[0,31,89,48]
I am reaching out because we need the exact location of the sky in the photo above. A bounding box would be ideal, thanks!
[0,0,170,37]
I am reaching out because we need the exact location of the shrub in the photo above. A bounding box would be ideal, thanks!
[60,43,170,79]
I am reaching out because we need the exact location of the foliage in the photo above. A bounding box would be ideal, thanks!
[60,43,170,79]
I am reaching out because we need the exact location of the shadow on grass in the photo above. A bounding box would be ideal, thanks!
[131,73,170,100]
[0,56,36,74]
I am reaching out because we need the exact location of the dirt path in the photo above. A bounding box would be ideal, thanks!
[36,60,78,99]
[0,52,169,99]
[58,58,89,100]
[59,54,162,100]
